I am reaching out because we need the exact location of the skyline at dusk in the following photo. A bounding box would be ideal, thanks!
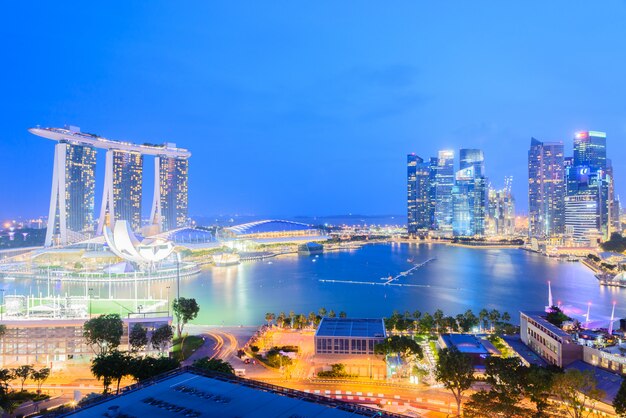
[2,2,626,219]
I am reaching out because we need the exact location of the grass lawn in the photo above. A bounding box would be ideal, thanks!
[171,335,205,361]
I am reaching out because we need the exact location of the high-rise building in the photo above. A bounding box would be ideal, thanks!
[486,177,515,237]
[434,150,454,235]
[528,138,565,237]
[31,126,191,245]
[565,131,611,242]
[155,156,189,231]
[452,149,487,236]
[407,154,418,236]
[45,141,97,246]
[573,131,606,170]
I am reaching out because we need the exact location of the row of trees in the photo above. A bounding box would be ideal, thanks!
[0,365,50,413]
[435,347,613,417]
[264,307,347,329]
[385,308,512,334]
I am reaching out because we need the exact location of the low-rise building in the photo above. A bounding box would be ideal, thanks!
[0,313,171,368]
[520,311,583,367]
[312,318,387,379]
[437,334,500,368]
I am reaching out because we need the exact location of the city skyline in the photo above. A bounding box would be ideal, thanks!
[2,2,626,220]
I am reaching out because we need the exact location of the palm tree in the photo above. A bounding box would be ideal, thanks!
[479,309,489,332]
[277,312,286,328]
[488,309,501,332]
[289,311,296,328]
[328,310,336,318]
[502,311,511,323]
[339,311,347,318]
[297,314,306,329]
[308,311,317,327]
[433,309,444,334]
[265,312,275,327]
[318,307,327,317]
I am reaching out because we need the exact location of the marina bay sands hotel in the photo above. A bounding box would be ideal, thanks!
[29,126,190,247]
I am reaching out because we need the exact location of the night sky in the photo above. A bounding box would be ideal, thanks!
[1,2,625,220]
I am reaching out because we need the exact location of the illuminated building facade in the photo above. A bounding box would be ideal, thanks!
[30,126,191,246]
[155,156,189,231]
[433,150,455,234]
[407,154,431,236]
[45,139,97,246]
[528,138,565,238]
[486,177,515,236]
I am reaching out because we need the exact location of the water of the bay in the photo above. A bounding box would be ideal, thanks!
[3,243,624,326]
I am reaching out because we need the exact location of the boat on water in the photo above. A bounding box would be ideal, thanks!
[213,253,241,267]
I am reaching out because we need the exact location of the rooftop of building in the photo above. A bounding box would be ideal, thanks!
[63,369,403,417]
[502,335,548,367]
[521,311,573,339]
[225,219,319,236]
[315,317,386,339]
[439,333,500,355]
[566,360,621,405]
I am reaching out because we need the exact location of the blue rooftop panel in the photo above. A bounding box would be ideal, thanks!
[315,318,386,338]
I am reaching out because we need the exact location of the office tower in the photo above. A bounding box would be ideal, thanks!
[573,131,606,170]
[452,149,487,236]
[45,141,96,246]
[486,177,515,237]
[428,157,438,229]
[434,150,454,234]
[565,131,611,242]
[154,156,189,231]
[407,154,419,236]
[452,166,476,236]
[528,138,565,237]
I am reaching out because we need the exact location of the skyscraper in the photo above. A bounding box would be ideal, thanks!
[528,138,565,237]
[156,156,189,231]
[452,149,487,236]
[407,154,418,236]
[434,150,454,235]
[565,131,611,242]
[45,141,97,246]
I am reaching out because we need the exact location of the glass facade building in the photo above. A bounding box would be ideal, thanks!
[407,154,431,236]
[528,138,565,237]
[433,150,455,234]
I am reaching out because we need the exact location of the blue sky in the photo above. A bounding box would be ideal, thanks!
[1,1,626,220]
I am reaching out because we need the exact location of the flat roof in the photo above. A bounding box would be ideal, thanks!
[521,311,572,339]
[566,361,620,404]
[440,334,498,355]
[315,318,386,338]
[65,370,400,417]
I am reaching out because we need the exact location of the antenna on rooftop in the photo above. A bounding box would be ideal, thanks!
[609,301,616,335]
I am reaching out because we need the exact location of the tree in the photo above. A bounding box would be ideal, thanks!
[0,324,6,339]
[277,312,286,328]
[434,347,474,416]
[525,365,557,417]
[129,324,148,352]
[464,357,527,417]
[339,311,347,318]
[0,368,13,392]
[433,309,444,333]
[151,324,174,355]
[488,309,501,331]
[375,336,423,361]
[13,365,33,392]
[308,311,317,327]
[420,312,434,333]
[615,378,626,417]
[545,306,571,328]
[128,356,179,382]
[83,314,124,355]
[172,297,200,339]
[30,367,50,392]
[91,350,132,394]
[328,310,336,318]
[552,369,605,418]
[318,307,327,317]
[264,312,275,326]
[479,309,489,331]
[192,357,234,375]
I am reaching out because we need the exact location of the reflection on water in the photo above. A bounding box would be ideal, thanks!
[2,244,624,326]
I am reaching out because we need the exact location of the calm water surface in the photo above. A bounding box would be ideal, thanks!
[3,243,624,326]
